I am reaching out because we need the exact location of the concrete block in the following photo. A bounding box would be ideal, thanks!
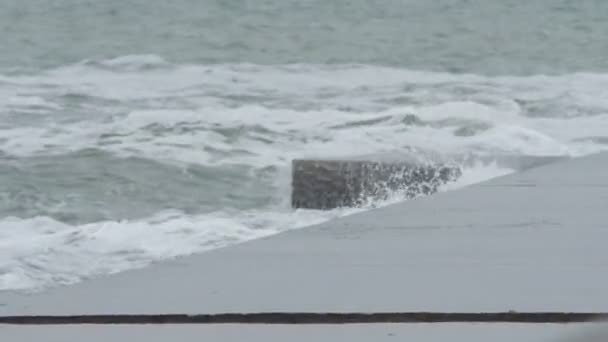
[291,159,461,209]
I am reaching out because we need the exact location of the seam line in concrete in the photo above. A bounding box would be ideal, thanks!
[1,312,607,325]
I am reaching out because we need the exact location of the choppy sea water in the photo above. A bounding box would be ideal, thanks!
[2,0,608,292]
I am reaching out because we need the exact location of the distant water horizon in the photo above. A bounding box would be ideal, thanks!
[2,0,608,75]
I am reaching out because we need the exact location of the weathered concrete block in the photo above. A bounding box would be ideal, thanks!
[291,159,461,210]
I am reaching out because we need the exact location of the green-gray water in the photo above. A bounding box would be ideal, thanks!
[2,0,608,74]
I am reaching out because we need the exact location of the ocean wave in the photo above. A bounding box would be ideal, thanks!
[1,56,607,291]
[0,206,362,292]
[0,160,513,293]
[1,56,606,163]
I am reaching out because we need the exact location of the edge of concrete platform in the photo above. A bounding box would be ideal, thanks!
[1,152,607,316]
[0,153,592,295]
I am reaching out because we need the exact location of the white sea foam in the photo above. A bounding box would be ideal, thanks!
[1,59,606,162]
[1,56,607,291]
[439,162,515,192]
[0,206,364,292]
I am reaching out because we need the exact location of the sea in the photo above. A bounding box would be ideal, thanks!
[1,0,608,292]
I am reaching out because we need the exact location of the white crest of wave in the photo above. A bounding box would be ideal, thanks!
[99,54,169,69]
[1,56,607,163]
[439,162,514,192]
[0,206,362,292]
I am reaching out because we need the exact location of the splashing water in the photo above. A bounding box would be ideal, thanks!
[1,57,607,292]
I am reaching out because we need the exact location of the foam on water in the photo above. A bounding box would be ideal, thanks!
[0,207,364,292]
[1,55,608,292]
[2,58,607,162]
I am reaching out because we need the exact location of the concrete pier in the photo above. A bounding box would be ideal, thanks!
[1,152,607,341]
[4,323,608,342]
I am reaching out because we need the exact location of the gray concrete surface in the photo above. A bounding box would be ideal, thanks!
[1,153,607,315]
[4,323,607,342]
